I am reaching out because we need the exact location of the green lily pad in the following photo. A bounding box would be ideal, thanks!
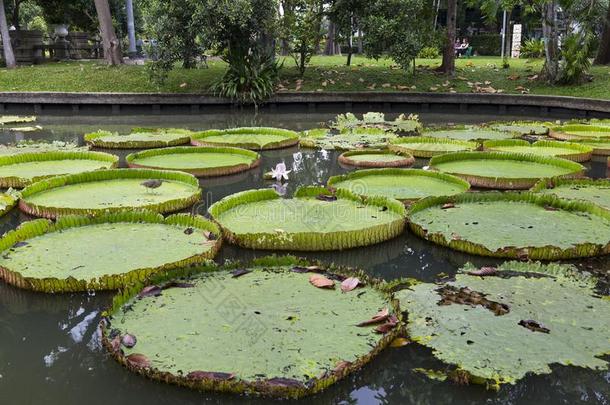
[0,192,17,217]
[570,139,610,156]
[328,169,470,202]
[0,151,119,188]
[300,128,398,150]
[531,178,610,211]
[389,137,478,158]
[408,192,610,259]
[126,146,260,177]
[332,112,422,135]
[101,256,400,398]
[488,121,550,136]
[423,126,520,141]
[338,149,415,168]
[430,152,585,189]
[208,186,406,251]
[0,141,87,156]
[19,169,201,219]
[0,116,36,125]
[396,261,610,389]
[84,128,193,149]
[0,211,221,292]
[549,124,610,141]
[483,140,593,162]
[191,127,299,150]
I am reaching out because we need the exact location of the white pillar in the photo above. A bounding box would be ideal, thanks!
[126,0,136,56]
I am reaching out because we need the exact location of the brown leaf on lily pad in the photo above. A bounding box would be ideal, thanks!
[203,230,217,240]
[110,335,121,353]
[187,371,236,381]
[126,353,151,369]
[357,307,389,326]
[544,205,559,211]
[121,333,137,349]
[184,227,194,235]
[375,315,399,333]
[519,319,550,334]
[341,277,360,292]
[138,285,162,299]
[163,281,195,289]
[266,377,305,388]
[467,267,497,277]
[316,194,337,202]
[441,203,455,210]
[231,269,251,278]
[309,274,335,289]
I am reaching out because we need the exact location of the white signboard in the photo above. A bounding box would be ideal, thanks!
[511,24,522,58]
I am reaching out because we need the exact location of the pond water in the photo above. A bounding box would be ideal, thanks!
[0,112,608,405]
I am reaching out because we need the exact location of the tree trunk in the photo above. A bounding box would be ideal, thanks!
[11,0,20,30]
[438,0,456,75]
[595,3,610,64]
[94,0,123,65]
[324,21,336,55]
[541,1,559,82]
[125,0,137,57]
[0,0,16,68]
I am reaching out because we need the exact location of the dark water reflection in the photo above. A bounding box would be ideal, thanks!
[0,112,608,404]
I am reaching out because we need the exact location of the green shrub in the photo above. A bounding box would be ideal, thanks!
[521,38,545,58]
[417,46,440,59]
[558,32,593,85]
[469,34,501,56]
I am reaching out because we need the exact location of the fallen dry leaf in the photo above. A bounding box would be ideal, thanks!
[341,277,360,293]
[187,371,235,381]
[507,74,520,81]
[309,274,335,289]
[126,353,151,369]
[357,308,390,326]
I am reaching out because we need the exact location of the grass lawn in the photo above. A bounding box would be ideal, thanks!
[1,55,610,99]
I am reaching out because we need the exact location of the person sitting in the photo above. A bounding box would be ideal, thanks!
[454,38,463,56]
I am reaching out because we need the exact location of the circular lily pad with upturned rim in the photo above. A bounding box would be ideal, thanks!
[389,137,478,158]
[531,178,610,211]
[549,124,610,141]
[208,186,407,251]
[126,146,261,177]
[84,129,193,149]
[0,211,221,293]
[429,151,585,189]
[423,126,521,142]
[327,168,470,203]
[191,127,299,150]
[483,139,593,162]
[0,151,119,188]
[408,192,610,260]
[570,139,610,156]
[19,169,201,219]
[100,256,402,398]
[487,121,550,136]
[337,149,414,168]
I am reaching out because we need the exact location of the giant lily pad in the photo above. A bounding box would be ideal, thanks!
[337,149,415,168]
[332,112,422,135]
[487,121,550,136]
[126,146,260,177]
[0,211,220,292]
[408,192,610,259]
[84,128,192,149]
[300,128,398,150]
[549,124,610,141]
[0,116,36,125]
[483,140,593,162]
[328,169,470,202]
[430,152,584,189]
[570,139,610,156]
[531,178,610,211]
[208,186,406,251]
[19,169,201,219]
[191,127,299,150]
[389,137,477,158]
[0,140,87,156]
[0,192,17,217]
[101,256,400,398]
[396,261,610,389]
[423,126,520,141]
[0,151,119,188]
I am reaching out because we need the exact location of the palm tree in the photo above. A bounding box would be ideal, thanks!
[0,0,16,69]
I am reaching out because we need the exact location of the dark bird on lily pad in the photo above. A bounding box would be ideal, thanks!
[141,179,163,193]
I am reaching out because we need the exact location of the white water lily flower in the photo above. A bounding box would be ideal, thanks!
[270,162,291,181]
